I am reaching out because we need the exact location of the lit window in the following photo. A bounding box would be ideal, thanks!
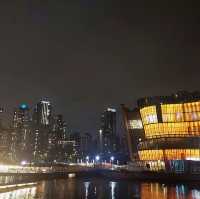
[140,106,158,125]
[129,120,143,129]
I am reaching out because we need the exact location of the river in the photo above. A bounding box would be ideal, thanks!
[0,177,200,199]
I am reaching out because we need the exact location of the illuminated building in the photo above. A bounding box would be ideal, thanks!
[0,108,12,163]
[123,91,200,173]
[70,132,81,160]
[62,140,77,163]
[32,100,52,162]
[99,108,118,155]
[80,133,92,158]
[0,128,13,163]
[0,107,5,128]
[121,105,145,161]
[33,101,52,126]
[13,104,30,128]
[13,103,33,162]
[48,114,68,162]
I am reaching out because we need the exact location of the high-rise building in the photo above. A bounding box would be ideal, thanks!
[99,108,118,155]
[33,100,52,126]
[48,114,68,162]
[69,132,81,161]
[0,107,5,128]
[80,133,92,158]
[32,100,52,162]
[0,127,12,164]
[13,104,32,162]
[13,104,30,128]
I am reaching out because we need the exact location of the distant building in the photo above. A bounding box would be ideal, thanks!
[63,140,77,163]
[80,133,92,158]
[69,132,81,161]
[32,100,52,162]
[0,128,12,164]
[99,108,118,156]
[13,104,32,162]
[0,108,12,163]
[0,107,5,128]
[33,100,52,126]
[48,114,68,162]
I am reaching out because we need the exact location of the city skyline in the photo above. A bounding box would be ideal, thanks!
[0,101,121,134]
[0,1,199,198]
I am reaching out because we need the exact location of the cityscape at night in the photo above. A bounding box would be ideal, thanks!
[0,0,200,198]
[0,101,128,165]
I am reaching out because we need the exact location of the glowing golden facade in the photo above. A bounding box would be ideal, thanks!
[139,149,200,161]
[138,100,200,162]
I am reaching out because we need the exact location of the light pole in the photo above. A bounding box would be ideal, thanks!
[86,156,89,164]
[99,130,103,154]
[95,155,100,162]
[110,156,114,169]
[95,155,100,167]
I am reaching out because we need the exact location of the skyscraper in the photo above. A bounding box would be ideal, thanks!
[48,114,68,162]
[32,100,52,162]
[33,101,52,126]
[99,108,118,155]
[13,104,32,162]
[80,133,92,158]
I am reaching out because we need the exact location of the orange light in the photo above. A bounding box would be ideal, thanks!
[139,149,200,161]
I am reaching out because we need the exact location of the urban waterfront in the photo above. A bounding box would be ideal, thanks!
[0,178,200,199]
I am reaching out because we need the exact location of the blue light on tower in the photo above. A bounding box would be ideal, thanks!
[20,104,28,110]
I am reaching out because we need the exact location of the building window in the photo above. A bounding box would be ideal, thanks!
[140,106,158,125]
[139,149,200,161]
[129,120,143,129]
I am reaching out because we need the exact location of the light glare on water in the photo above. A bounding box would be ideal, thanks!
[0,178,199,199]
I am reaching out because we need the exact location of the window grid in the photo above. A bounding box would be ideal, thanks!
[140,106,158,125]
[139,149,200,161]
[161,102,200,122]
[144,121,200,138]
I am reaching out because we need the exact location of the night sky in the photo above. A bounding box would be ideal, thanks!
[0,1,200,133]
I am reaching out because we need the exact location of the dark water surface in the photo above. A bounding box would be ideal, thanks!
[0,177,200,199]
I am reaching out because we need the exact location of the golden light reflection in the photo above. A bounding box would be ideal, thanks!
[140,183,196,199]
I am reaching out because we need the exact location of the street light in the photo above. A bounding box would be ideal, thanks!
[110,156,114,161]
[110,156,114,169]
[21,160,27,166]
[95,155,100,161]
[86,156,89,165]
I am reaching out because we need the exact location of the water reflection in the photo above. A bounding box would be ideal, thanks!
[192,190,200,199]
[84,181,91,199]
[0,178,200,199]
[109,181,117,199]
[0,187,36,199]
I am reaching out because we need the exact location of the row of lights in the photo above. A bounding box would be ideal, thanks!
[86,155,115,162]
[21,156,115,166]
